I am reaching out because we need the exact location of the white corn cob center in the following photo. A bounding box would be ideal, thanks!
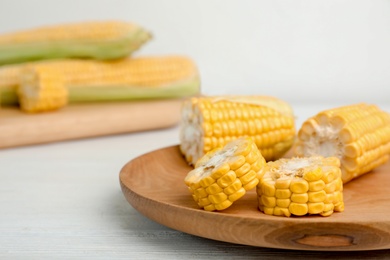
[299,123,344,159]
[180,100,204,165]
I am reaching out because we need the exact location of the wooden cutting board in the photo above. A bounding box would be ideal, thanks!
[0,99,183,149]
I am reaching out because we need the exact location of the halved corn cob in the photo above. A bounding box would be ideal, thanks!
[185,137,266,211]
[0,21,151,65]
[14,56,200,112]
[18,66,67,112]
[180,96,296,165]
[257,156,344,217]
[295,103,390,183]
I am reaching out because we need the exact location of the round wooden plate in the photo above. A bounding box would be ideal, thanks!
[119,145,390,251]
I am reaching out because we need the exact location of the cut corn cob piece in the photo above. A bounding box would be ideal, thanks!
[257,156,344,217]
[14,56,200,113]
[180,95,296,165]
[0,21,151,65]
[295,103,390,184]
[17,66,67,112]
[185,137,266,211]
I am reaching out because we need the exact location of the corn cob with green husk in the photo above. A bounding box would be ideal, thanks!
[0,20,151,65]
[257,156,344,217]
[11,56,200,113]
[0,62,20,105]
[179,96,296,165]
[185,137,266,211]
[295,103,390,184]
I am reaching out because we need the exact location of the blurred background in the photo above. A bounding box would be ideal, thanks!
[1,0,389,105]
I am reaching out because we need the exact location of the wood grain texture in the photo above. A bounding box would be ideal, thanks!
[120,145,390,251]
[0,99,183,148]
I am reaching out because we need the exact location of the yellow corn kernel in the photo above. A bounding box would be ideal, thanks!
[308,190,326,203]
[223,179,242,195]
[263,207,274,215]
[194,187,208,199]
[199,176,215,188]
[295,103,390,183]
[290,179,309,194]
[184,137,266,211]
[242,178,259,191]
[291,193,309,203]
[214,200,233,211]
[228,187,246,202]
[303,168,323,182]
[208,192,228,204]
[235,163,251,177]
[324,181,337,193]
[204,204,216,211]
[275,189,292,199]
[321,167,337,183]
[227,155,246,170]
[217,171,237,188]
[189,182,201,191]
[257,156,344,217]
[323,203,334,212]
[276,199,291,208]
[210,163,230,179]
[239,170,257,185]
[320,210,334,217]
[274,207,291,217]
[260,180,276,197]
[289,203,308,216]
[197,197,211,207]
[308,202,325,214]
[180,95,296,165]
[275,178,291,189]
[261,196,276,208]
[205,183,222,195]
[309,179,326,192]
[324,194,334,204]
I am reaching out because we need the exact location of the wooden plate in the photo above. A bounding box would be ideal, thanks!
[119,145,390,251]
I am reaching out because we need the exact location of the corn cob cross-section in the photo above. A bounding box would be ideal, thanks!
[180,96,296,165]
[185,137,266,211]
[15,56,200,113]
[295,103,390,184]
[0,21,151,65]
[257,156,344,217]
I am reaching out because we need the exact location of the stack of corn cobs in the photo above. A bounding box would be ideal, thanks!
[0,21,200,112]
[180,96,390,217]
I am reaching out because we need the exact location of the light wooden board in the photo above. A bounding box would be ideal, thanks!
[0,99,183,149]
[120,145,390,251]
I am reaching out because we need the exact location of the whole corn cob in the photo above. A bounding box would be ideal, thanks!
[257,156,344,217]
[180,95,296,165]
[295,103,390,184]
[185,137,266,211]
[14,56,200,113]
[0,21,151,65]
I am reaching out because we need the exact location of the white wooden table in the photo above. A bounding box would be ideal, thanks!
[1,103,389,259]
